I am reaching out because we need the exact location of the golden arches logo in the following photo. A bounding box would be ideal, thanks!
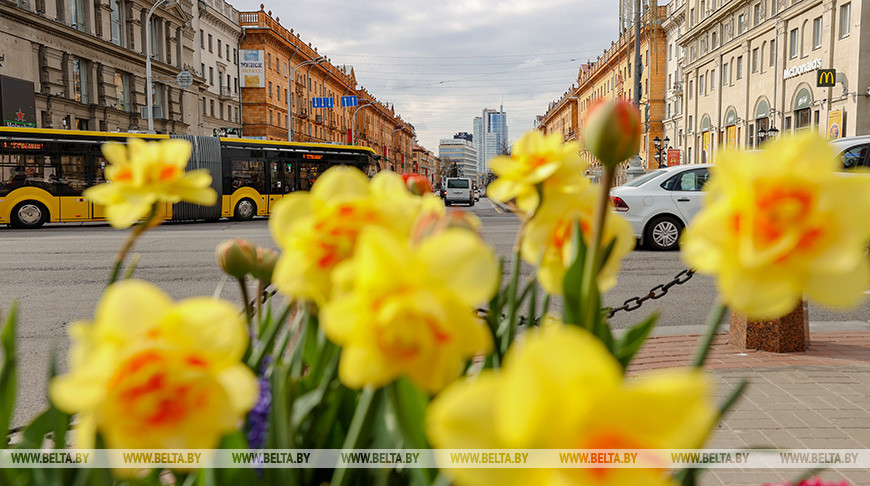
[817,69,836,87]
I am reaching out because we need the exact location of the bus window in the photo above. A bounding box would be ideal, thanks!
[59,154,88,196]
[0,152,60,196]
[299,161,326,191]
[231,159,266,193]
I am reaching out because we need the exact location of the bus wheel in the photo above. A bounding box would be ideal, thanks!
[11,201,48,229]
[234,198,256,221]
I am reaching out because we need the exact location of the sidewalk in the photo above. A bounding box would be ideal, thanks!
[628,331,870,486]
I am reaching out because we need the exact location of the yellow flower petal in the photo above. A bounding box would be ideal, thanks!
[418,229,498,307]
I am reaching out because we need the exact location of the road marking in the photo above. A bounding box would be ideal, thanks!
[488,198,503,213]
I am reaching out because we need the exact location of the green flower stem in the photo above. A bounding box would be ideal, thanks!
[255,280,265,332]
[108,204,159,285]
[501,244,523,354]
[538,293,551,325]
[237,277,253,324]
[692,301,728,368]
[332,386,379,486]
[526,279,538,330]
[579,166,616,331]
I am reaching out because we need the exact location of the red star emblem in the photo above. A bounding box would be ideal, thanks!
[15,109,24,122]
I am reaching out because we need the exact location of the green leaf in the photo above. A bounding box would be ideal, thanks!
[248,303,296,371]
[0,302,18,446]
[387,379,435,485]
[561,219,587,325]
[613,313,658,370]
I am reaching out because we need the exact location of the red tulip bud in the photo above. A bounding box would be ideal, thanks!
[402,173,433,196]
[582,99,642,168]
[251,247,279,285]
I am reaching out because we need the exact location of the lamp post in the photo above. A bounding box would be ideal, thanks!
[145,0,177,133]
[351,102,372,146]
[287,56,324,141]
[653,135,670,168]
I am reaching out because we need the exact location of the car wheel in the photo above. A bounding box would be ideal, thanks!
[11,201,48,229]
[234,198,256,221]
[644,215,682,251]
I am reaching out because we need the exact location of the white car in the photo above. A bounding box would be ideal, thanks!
[609,164,713,251]
[830,135,870,169]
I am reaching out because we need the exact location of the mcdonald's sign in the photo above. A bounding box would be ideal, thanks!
[817,69,836,87]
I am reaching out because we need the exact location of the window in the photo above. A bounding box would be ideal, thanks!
[110,0,123,46]
[150,18,161,59]
[218,40,222,58]
[268,82,272,98]
[690,8,696,25]
[209,66,213,85]
[153,83,164,117]
[839,3,850,38]
[69,0,85,31]
[700,0,706,19]
[710,69,715,90]
[738,14,746,34]
[737,56,743,79]
[233,49,237,64]
[668,43,672,60]
[208,34,213,52]
[841,144,869,169]
[812,17,823,49]
[226,45,230,61]
[210,99,214,117]
[200,30,204,49]
[789,28,798,58]
[202,97,206,115]
[700,74,705,95]
[754,3,762,25]
[770,39,776,66]
[200,63,204,77]
[72,57,88,104]
[712,31,718,48]
[113,71,130,111]
[725,22,732,41]
[688,80,693,99]
[752,48,759,72]
[722,63,729,86]
[795,108,811,130]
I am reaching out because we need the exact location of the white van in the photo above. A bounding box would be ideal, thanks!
[444,177,474,206]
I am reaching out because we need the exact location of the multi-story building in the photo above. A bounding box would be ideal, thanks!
[439,137,478,181]
[474,107,508,176]
[412,143,439,184]
[679,0,869,164]
[0,0,205,133]
[237,7,416,172]
[193,0,241,136]
[663,0,688,165]
[539,3,668,174]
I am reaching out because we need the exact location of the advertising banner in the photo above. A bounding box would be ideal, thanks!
[667,149,681,167]
[239,50,265,88]
[0,76,37,128]
[827,109,843,139]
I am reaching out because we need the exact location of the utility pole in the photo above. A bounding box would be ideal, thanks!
[626,0,646,179]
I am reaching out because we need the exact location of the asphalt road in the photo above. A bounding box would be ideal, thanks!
[1,198,868,426]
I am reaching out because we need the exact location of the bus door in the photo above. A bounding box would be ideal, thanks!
[57,143,94,221]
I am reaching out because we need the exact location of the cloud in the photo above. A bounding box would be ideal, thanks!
[233,0,617,152]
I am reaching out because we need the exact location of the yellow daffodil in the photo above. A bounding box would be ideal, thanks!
[84,138,217,229]
[269,167,440,306]
[521,185,634,295]
[321,227,497,393]
[487,130,588,214]
[682,133,870,318]
[49,280,258,451]
[427,324,715,486]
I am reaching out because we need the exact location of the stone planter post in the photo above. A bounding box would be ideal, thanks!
[728,300,809,353]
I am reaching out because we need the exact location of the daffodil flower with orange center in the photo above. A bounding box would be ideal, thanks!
[83,138,217,229]
[426,324,715,486]
[487,130,588,214]
[269,167,427,306]
[321,227,497,393]
[521,184,635,295]
[682,133,870,318]
[49,280,258,453]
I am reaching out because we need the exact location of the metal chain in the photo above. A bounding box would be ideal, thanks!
[606,268,696,318]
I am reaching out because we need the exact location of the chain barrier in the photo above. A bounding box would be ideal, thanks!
[606,268,695,318]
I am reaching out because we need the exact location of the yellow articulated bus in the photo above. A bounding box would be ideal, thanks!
[0,127,379,228]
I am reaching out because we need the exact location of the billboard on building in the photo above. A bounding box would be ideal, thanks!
[667,149,681,167]
[0,76,37,128]
[827,109,843,139]
[239,50,265,88]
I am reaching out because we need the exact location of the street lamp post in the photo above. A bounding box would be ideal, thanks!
[145,0,177,133]
[653,135,670,168]
[350,102,372,146]
[287,56,324,141]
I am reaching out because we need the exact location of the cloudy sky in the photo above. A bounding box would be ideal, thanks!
[233,0,621,152]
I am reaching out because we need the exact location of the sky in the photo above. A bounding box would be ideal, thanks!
[233,0,620,153]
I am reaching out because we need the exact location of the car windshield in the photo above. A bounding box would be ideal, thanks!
[447,179,470,189]
[621,170,665,187]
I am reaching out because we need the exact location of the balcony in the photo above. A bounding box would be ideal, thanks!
[219,87,233,100]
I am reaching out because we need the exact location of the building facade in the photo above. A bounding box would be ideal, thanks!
[0,0,206,133]
[237,7,416,172]
[663,0,688,164]
[539,3,668,174]
[679,0,869,164]
[412,142,439,184]
[439,137,477,181]
[474,107,508,176]
[193,0,241,136]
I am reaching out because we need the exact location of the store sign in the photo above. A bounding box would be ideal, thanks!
[239,50,265,88]
[0,76,36,128]
[782,58,822,80]
[817,69,836,87]
[667,149,681,167]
